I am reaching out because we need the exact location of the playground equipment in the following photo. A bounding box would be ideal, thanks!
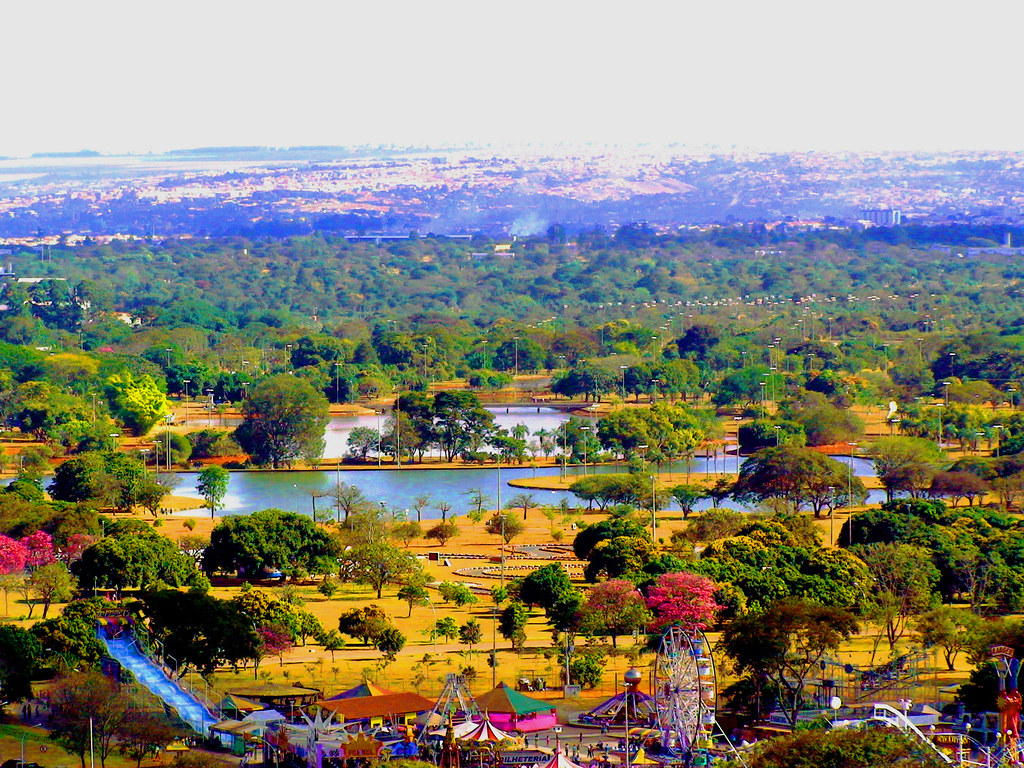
[820,651,928,704]
[96,617,218,736]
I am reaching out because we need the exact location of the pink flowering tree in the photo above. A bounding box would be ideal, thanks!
[645,571,721,633]
[256,623,293,675]
[56,534,98,565]
[22,531,56,568]
[580,579,653,647]
[0,535,29,575]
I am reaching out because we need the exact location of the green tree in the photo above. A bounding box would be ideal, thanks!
[106,371,168,435]
[0,623,41,704]
[517,563,573,608]
[397,583,429,617]
[338,605,392,645]
[565,649,605,689]
[485,512,526,544]
[391,520,424,547]
[73,531,199,594]
[869,436,943,503]
[425,522,460,547]
[48,670,133,768]
[671,484,709,519]
[733,446,866,516]
[915,605,982,671]
[855,543,937,652]
[203,509,339,577]
[438,581,478,606]
[459,618,483,652]
[584,535,656,582]
[376,626,406,661]
[196,466,229,519]
[498,600,529,651]
[235,374,330,468]
[343,540,422,599]
[136,590,259,677]
[721,598,858,726]
[29,561,76,619]
[117,710,183,768]
[432,616,459,642]
[572,517,649,560]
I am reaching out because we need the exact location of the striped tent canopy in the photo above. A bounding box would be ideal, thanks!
[326,683,394,700]
[457,718,515,743]
[531,752,586,768]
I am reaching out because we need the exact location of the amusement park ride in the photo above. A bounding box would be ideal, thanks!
[653,626,722,766]
[579,625,737,766]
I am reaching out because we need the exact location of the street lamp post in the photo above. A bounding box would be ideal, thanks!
[513,336,519,379]
[651,473,658,542]
[579,426,592,476]
[620,365,628,400]
[847,442,857,515]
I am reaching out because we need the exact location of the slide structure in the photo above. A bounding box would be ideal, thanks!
[98,630,218,736]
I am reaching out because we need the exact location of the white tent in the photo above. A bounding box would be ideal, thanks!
[531,751,586,768]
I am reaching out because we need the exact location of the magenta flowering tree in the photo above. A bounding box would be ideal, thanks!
[0,536,29,575]
[56,534,98,565]
[22,531,56,568]
[645,571,721,633]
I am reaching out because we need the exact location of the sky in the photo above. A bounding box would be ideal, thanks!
[4,1,1023,157]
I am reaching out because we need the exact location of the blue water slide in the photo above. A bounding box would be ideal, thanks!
[98,631,218,735]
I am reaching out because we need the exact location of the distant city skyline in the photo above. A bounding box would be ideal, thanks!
[5,1,1023,158]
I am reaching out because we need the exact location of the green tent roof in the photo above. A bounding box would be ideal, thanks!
[475,682,554,716]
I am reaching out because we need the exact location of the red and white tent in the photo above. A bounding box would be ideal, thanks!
[457,718,515,743]
[531,751,586,768]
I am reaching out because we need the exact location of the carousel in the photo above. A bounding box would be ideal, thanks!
[579,668,658,727]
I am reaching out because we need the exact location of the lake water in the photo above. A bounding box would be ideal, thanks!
[30,404,888,519]
[322,405,573,459]
[166,452,884,519]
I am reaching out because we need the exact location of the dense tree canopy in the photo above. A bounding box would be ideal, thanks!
[203,509,340,577]
[235,375,330,467]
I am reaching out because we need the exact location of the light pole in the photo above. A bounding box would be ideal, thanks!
[847,442,857,513]
[620,365,628,400]
[182,379,190,427]
[651,473,658,542]
[994,424,1004,457]
[650,378,660,404]
[513,336,520,379]
[497,453,504,586]
[579,426,592,476]
[376,410,382,468]
[774,425,782,446]
[334,362,341,404]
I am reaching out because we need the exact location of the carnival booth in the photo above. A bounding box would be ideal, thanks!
[474,683,558,733]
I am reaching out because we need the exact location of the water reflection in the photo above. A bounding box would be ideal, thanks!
[169,452,884,519]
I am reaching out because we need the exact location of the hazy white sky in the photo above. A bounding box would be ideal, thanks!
[3,1,1021,156]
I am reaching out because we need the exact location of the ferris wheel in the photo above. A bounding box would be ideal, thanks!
[653,625,718,763]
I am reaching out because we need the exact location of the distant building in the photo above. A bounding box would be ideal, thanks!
[861,208,902,226]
